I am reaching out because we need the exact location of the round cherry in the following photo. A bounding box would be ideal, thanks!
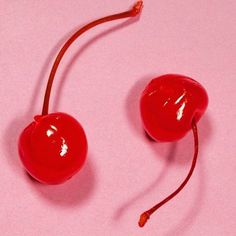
[19,113,87,184]
[138,74,208,227]
[18,2,143,184]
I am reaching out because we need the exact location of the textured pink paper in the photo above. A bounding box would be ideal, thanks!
[1,1,236,235]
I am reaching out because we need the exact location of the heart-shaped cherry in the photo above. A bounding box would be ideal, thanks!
[139,74,208,227]
[140,74,208,142]
[18,1,143,184]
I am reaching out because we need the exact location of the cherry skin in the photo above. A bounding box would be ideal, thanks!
[18,112,87,184]
[140,74,208,142]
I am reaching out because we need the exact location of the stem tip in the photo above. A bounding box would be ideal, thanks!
[132,1,143,16]
[138,211,150,227]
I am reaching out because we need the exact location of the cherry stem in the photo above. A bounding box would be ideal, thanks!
[42,1,143,115]
[138,120,199,227]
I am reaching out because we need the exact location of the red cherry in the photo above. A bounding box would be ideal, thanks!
[19,113,87,184]
[140,74,208,142]
[18,2,143,184]
[138,74,208,227]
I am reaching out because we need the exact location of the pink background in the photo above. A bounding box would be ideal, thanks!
[1,0,236,235]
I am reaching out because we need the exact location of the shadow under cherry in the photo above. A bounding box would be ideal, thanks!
[26,157,96,207]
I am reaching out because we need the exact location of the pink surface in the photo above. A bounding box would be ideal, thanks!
[1,0,236,235]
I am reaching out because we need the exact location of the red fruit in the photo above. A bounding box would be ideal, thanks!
[18,113,87,184]
[138,74,208,227]
[140,74,208,142]
[18,2,143,184]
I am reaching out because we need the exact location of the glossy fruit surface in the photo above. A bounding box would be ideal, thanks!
[18,112,87,184]
[140,74,208,142]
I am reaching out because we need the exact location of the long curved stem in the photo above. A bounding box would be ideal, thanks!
[42,1,143,115]
[139,120,199,227]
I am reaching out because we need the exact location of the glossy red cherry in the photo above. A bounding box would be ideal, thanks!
[18,2,143,184]
[140,74,208,142]
[19,113,87,184]
[138,74,208,227]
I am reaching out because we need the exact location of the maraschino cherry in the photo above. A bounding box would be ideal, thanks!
[18,1,143,184]
[139,74,208,227]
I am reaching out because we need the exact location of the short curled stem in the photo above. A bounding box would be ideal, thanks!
[139,120,199,227]
[42,1,143,115]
